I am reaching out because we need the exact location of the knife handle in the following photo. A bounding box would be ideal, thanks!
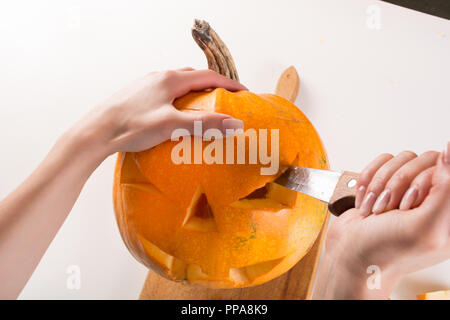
[328,171,359,216]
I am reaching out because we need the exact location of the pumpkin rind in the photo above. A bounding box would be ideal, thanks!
[113,88,329,288]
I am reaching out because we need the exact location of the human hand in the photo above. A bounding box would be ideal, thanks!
[0,68,246,299]
[315,143,450,299]
[355,149,440,216]
[70,68,246,157]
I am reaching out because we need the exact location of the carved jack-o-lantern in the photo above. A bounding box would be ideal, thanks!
[113,21,328,288]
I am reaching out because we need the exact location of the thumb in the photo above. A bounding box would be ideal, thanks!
[419,143,450,213]
[431,142,450,186]
[173,110,244,137]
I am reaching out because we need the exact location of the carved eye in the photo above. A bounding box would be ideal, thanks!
[233,182,297,209]
[243,184,269,199]
[182,187,217,232]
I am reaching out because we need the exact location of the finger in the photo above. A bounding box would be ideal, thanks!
[170,69,247,99]
[412,149,450,229]
[374,151,439,213]
[398,166,434,210]
[421,144,450,211]
[356,153,394,209]
[173,110,244,137]
[418,148,450,210]
[360,151,417,216]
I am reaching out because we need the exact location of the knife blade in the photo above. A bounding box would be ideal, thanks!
[274,166,359,216]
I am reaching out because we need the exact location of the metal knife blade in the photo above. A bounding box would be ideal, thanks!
[274,166,359,216]
[275,167,341,203]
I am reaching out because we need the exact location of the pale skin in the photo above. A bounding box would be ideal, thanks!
[313,147,450,299]
[0,68,448,299]
[0,69,246,299]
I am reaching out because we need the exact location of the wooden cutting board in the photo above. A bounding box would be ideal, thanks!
[139,66,330,300]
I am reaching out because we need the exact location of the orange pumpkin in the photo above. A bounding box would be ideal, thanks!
[113,21,329,288]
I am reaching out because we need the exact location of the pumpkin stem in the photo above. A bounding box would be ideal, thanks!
[191,19,239,81]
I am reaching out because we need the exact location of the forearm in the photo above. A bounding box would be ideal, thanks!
[0,124,110,299]
[0,69,245,299]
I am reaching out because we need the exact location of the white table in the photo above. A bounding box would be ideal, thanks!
[0,0,448,299]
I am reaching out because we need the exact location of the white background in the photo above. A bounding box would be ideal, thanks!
[0,0,448,299]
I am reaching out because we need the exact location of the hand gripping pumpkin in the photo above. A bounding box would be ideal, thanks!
[113,20,329,288]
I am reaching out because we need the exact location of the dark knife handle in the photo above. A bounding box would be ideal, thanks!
[328,171,359,216]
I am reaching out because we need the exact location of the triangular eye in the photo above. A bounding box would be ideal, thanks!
[234,182,297,209]
[182,186,217,232]
[243,184,269,199]
[120,153,161,194]
[120,153,149,184]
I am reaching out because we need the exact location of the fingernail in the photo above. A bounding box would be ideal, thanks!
[399,186,418,210]
[372,189,391,214]
[359,192,376,216]
[355,185,366,209]
[222,118,244,136]
[444,141,450,165]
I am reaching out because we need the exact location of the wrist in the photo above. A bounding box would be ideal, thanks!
[314,245,401,300]
[62,109,117,162]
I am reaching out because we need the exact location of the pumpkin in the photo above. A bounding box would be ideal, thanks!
[417,290,450,300]
[113,20,329,288]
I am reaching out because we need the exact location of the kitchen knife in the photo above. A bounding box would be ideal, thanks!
[274,167,359,216]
